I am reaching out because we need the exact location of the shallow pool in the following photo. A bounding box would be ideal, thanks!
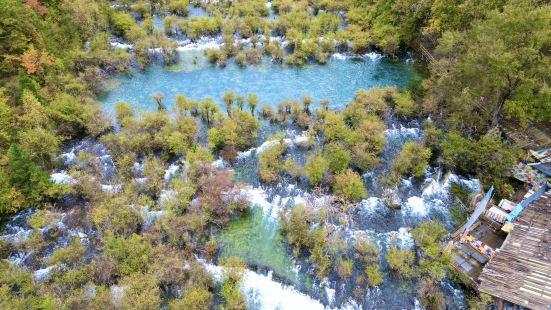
[100,50,419,112]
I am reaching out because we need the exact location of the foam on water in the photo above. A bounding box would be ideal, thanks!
[139,206,165,229]
[242,270,326,310]
[101,184,122,193]
[34,265,56,282]
[164,163,181,182]
[364,52,383,61]
[110,42,133,50]
[403,196,428,216]
[241,186,276,217]
[331,53,348,61]
[394,227,414,249]
[59,150,77,165]
[212,158,227,169]
[202,261,326,310]
[384,124,420,141]
[1,227,33,244]
[360,197,383,214]
[238,132,310,160]
[176,36,222,51]
[50,171,75,185]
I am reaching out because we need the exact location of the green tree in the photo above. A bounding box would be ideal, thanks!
[440,131,516,197]
[423,2,551,130]
[222,90,235,116]
[386,247,415,278]
[411,221,451,281]
[6,144,52,207]
[247,92,258,115]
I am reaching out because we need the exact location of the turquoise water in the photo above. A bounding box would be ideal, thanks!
[217,207,301,283]
[100,50,419,112]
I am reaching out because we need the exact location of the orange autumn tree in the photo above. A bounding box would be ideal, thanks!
[25,0,48,16]
[21,46,53,75]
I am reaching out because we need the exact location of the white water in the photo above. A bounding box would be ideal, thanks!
[237,132,310,160]
[202,261,327,310]
[242,185,332,219]
[164,162,180,182]
[34,265,56,282]
[50,171,75,184]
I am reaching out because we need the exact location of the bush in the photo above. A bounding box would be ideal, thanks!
[45,237,85,268]
[440,131,516,198]
[304,152,327,185]
[279,204,313,252]
[258,142,286,183]
[119,273,161,310]
[332,169,366,202]
[365,264,383,287]
[411,221,451,280]
[392,141,431,177]
[322,112,350,142]
[110,11,135,38]
[27,209,59,229]
[417,278,445,310]
[323,142,351,173]
[386,247,415,278]
[392,91,416,116]
[169,284,212,310]
[103,234,151,277]
[220,256,246,310]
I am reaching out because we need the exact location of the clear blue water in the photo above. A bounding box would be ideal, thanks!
[100,50,419,112]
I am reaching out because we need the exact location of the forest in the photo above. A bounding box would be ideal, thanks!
[0,0,549,309]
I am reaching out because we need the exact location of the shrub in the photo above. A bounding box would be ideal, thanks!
[169,284,213,310]
[309,228,331,279]
[119,272,161,310]
[304,152,327,185]
[27,209,59,229]
[45,237,85,268]
[336,257,354,279]
[110,11,135,38]
[386,247,415,278]
[392,141,431,177]
[114,101,134,126]
[220,256,246,310]
[235,52,246,66]
[322,112,350,142]
[416,278,445,310]
[323,142,351,173]
[279,204,313,252]
[440,131,516,198]
[392,91,416,116]
[411,221,451,280]
[258,142,286,182]
[332,169,366,202]
[365,264,382,287]
[103,234,151,276]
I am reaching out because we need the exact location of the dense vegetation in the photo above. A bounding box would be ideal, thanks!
[0,0,549,308]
